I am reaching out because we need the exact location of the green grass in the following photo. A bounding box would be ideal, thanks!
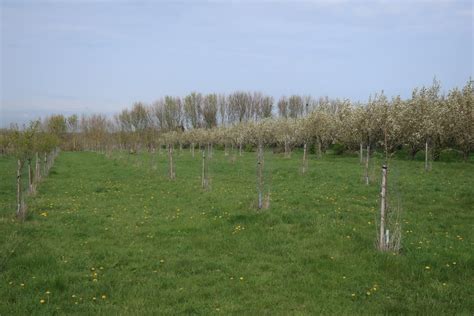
[1,150,473,314]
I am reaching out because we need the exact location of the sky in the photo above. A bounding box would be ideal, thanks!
[1,0,472,127]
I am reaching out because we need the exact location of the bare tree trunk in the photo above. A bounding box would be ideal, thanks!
[231,143,236,164]
[210,143,213,159]
[191,143,195,158]
[28,159,33,194]
[35,152,40,184]
[360,142,363,164]
[239,143,242,156]
[284,139,289,158]
[201,150,208,189]
[168,144,175,179]
[425,140,429,171]
[365,144,370,185]
[16,160,23,219]
[43,153,47,176]
[257,142,263,210]
[317,138,322,159]
[202,150,206,188]
[379,165,388,251]
[302,142,307,174]
[224,143,228,156]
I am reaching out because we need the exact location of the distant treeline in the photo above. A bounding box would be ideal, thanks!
[1,78,472,161]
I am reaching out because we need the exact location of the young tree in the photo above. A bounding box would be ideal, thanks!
[444,80,473,161]
[277,96,289,118]
[184,92,203,129]
[202,94,218,129]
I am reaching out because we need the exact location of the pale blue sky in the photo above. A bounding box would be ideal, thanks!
[1,0,472,127]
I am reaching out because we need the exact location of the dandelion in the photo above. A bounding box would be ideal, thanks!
[40,299,45,304]
[40,212,48,217]
[366,291,371,296]
[20,283,25,287]
[239,277,244,281]
[46,290,51,295]
[101,295,106,299]
[425,266,430,270]
[351,293,356,297]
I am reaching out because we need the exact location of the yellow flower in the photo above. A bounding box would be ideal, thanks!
[46,290,50,295]
[101,295,106,299]
[40,299,45,304]
[239,277,244,281]
[351,293,356,297]
[425,266,430,270]
[40,212,48,217]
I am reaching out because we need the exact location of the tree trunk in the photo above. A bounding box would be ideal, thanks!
[257,142,264,210]
[360,142,363,164]
[191,143,195,158]
[379,165,388,251]
[463,150,469,162]
[239,143,242,156]
[168,144,175,179]
[35,152,40,184]
[202,150,208,189]
[302,142,307,174]
[425,140,429,171]
[16,160,23,218]
[28,159,33,194]
[231,143,236,164]
[43,153,47,176]
[365,144,370,185]
[317,138,322,159]
[224,143,228,156]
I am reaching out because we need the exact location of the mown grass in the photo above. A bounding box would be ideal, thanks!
[0,149,473,314]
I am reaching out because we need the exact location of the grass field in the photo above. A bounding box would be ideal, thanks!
[1,150,473,314]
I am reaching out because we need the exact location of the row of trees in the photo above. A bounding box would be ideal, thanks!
[1,121,61,219]
[4,78,470,163]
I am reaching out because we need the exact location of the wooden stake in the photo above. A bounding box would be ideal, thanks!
[257,142,263,209]
[379,165,388,251]
[201,150,207,189]
[28,159,33,194]
[16,160,23,218]
[302,142,307,174]
[365,144,370,185]
[35,152,40,183]
[168,144,175,179]
[425,140,429,171]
